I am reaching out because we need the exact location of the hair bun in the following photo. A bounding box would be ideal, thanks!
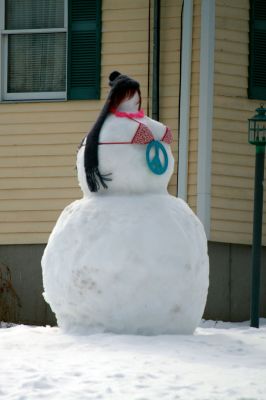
[109,71,121,86]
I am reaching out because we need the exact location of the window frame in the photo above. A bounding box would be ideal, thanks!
[0,0,68,102]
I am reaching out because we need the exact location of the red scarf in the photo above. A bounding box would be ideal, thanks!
[110,108,145,119]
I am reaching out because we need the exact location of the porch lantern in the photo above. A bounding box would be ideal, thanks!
[248,104,266,328]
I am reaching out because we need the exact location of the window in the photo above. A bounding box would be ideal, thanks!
[0,0,101,101]
[249,0,266,100]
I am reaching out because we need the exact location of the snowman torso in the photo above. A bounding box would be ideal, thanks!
[77,115,175,197]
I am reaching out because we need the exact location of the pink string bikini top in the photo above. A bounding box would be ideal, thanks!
[79,110,173,155]
[99,122,173,145]
[98,109,173,144]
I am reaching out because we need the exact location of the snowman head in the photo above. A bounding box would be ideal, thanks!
[116,91,140,113]
[108,71,141,113]
[83,71,142,192]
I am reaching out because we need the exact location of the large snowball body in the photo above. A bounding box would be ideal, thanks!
[42,113,209,335]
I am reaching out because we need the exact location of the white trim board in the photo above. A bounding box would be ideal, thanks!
[196,0,215,238]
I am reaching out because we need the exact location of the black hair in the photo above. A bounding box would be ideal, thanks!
[83,71,141,192]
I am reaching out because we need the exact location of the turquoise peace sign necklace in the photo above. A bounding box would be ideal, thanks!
[100,110,172,175]
[146,140,168,175]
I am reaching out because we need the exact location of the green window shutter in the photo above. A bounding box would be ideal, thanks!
[249,0,266,100]
[67,0,101,100]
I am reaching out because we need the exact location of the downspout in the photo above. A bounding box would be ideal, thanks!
[197,0,215,238]
[177,0,193,200]
[152,0,160,121]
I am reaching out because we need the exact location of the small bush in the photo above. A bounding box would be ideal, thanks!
[0,262,21,324]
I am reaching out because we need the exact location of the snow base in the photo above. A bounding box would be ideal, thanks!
[42,194,208,335]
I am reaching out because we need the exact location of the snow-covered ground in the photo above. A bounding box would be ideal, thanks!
[1,319,266,400]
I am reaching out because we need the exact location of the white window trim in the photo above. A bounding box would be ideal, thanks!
[0,0,68,102]
[3,28,67,34]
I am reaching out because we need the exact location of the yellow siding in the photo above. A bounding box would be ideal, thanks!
[187,0,201,212]
[159,0,182,196]
[211,0,266,245]
[0,0,150,245]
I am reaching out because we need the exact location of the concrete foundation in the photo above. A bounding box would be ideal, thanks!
[205,242,266,321]
[0,244,55,326]
[0,242,265,325]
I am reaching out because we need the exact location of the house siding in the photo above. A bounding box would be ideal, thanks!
[3,0,264,248]
[0,0,151,245]
[160,0,182,196]
[2,0,266,326]
[211,0,266,245]
[187,0,201,212]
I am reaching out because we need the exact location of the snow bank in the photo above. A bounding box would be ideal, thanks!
[0,319,265,400]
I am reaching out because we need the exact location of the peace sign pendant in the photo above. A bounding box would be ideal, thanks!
[146,140,168,175]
